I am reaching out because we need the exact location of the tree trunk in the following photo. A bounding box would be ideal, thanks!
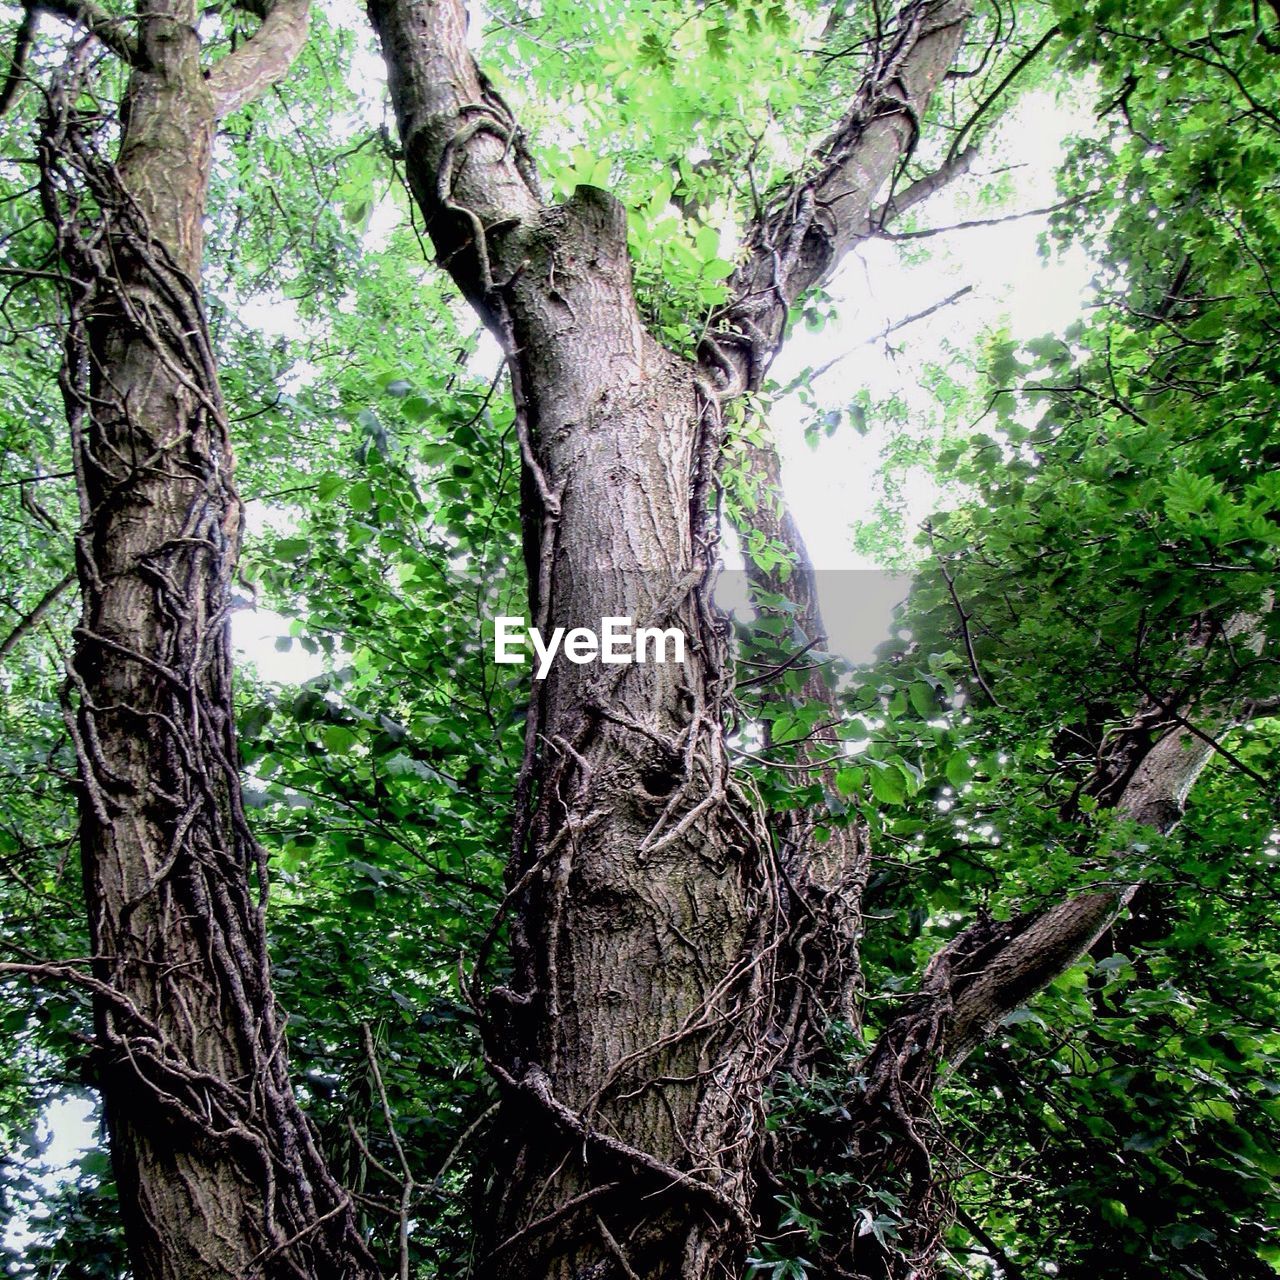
[369,7,779,1275]
[480,214,780,1279]
[367,0,971,1274]
[40,8,372,1277]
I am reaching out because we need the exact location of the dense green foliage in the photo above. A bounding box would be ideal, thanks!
[1,0,1277,1276]
[747,3,1280,1272]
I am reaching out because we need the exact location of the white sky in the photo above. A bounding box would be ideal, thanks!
[770,91,1094,571]
[749,88,1096,660]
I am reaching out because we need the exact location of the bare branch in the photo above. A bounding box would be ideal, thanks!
[360,1022,414,1280]
[774,283,974,395]
[945,25,1061,166]
[0,570,74,667]
[871,141,979,225]
[28,0,140,65]
[877,194,1084,240]
[928,521,1003,708]
[206,0,311,119]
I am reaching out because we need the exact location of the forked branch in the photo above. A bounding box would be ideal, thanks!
[705,0,972,394]
[207,0,311,119]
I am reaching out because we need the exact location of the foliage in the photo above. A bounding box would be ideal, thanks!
[0,0,1277,1275]
[734,1,1280,1272]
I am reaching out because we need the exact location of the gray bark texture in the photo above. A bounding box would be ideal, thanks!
[34,3,374,1276]
[367,1,973,1276]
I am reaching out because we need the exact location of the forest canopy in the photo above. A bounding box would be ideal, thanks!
[0,0,1277,1277]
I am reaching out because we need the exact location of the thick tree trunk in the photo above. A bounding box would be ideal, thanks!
[41,10,372,1278]
[367,1,971,1275]
[369,6,781,1275]
[483,254,778,1277]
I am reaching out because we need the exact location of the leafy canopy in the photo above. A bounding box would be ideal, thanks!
[0,0,1277,1276]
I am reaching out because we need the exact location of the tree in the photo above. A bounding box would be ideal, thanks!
[362,2,978,1274]
[2,0,373,1275]
[0,0,1276,1277]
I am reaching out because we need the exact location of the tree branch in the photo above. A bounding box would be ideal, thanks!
[818,703,1227,1266]
[715,6,980,1081]
[0,8,36,115]
[28,0,140,65]
[943,721,1216,1063]
[922,605,1277,1065]
[704,0,972,394]
[773,284,974,396]
[944,25,1061,166]
[0,570,74,667]
[929,520,1003,707]
[829,599,1274,1265]
[206,0,311,119]
[876,194,1084,240]
[366,0,542,328]
[870,142,979,226]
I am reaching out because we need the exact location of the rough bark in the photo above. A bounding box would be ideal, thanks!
[368,6,779,1275]
[368,1,970,1276]
[39,7,373,1278]
[207,0,312,119]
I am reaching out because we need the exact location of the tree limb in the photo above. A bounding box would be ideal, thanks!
[877,194,1084,240]
[772,283,974,396]
[206,0,311,119]
[934,606,1277,1062]
[27,0,140,66]
[365,0,542,328]
[871,142,979,226]
[928,521,1003,708]
[943,720,1216,1064]
[817,706,1225,1268]
[0,8,36,115]
[705,0,972,394]
[867,603,1272,1083]
[818,598,1275,1271]
[944,25,1061,166]
[0,570,74,667]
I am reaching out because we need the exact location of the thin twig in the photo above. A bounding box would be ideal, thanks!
[927,522,1003,708]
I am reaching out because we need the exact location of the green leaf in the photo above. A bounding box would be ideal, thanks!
[868,762,906,806]
[275,537,310,561]
[835,766,865,796]
[945,751,974,789]
[323,725,358,753]
[402,395,433,423]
